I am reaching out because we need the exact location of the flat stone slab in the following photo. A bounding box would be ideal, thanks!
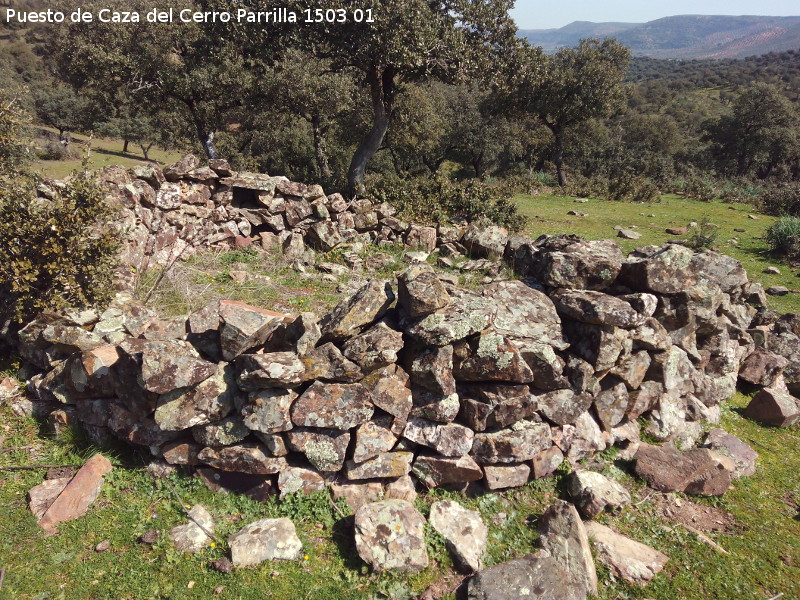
[585,521,669,586]
[354,499,428,572]
[169,504,215,553]
[429,500,487,572]
[229,518,303,566]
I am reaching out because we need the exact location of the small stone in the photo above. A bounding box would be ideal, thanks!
[483,463,531,490]
[585,522,669,586]
[567,470,631,519]
[764,266,781,275]
[403,417,474,457]
[139,529,159,545]
[665,227,687,235]
[429,500,487,572]
[229,518,303,566]
[354,499,428,572]
[278,467,327,497]
[210,557,233,574]
[702,429,758,478]
[169,504,215,553]
[766,286,790,296]
[345,452,414,480]
[412,454,484,488]
[531,446,564,479]
[618,229,642,240]
[95,539,111,552]
[331,481,384,512]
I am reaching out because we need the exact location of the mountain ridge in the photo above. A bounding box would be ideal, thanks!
[519,14,800,59]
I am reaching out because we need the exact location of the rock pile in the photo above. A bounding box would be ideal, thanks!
[17,156,800,499]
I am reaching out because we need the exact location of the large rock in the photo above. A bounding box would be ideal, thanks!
[537,500,598,597]
[584,522,669,586]
[345,452,414,480]
[397,264,451,317]
[290,381,373,429]
[36,454,113,534]
[467,554,584,600]
[462,224,508,259]
[405,289,493,346]
[410,345,456,395]
[236,352,305,389]
[354,500,428,572]
[196,444,288,474]
[241,388,296,434]
[352,417,398,463]
[154,363,236,431]
[229,518,303,566]
[169,504,215,553]
[301,342,363,382]
[634,442,734,496]
[551,289,645,328]
[743,384,800,427]
[412,454,484,487]
[286,427,350,472]
[460,383,539,431]
[306,221,344,252]
[738,348,790,387]
[319,279,395,341]
[360,365,413,425]
[528,236,623,291]
[567,470,631,519]
[277,467,327,497]
[482,281,567,349]
[454,330,535,384]
[403,417,474,457]
[429,500,487,572]
[341,322,404,372]
[536,389,593,426]
[562,322,626,372]
[483,463,531,489]
[219,301,291,360]
[471,421,551,464]
[702,429,758,478]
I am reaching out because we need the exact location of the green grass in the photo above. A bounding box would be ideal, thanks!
[29,126,184,179]
[515,192,800,313]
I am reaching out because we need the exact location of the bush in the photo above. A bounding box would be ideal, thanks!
[607,172,661,203]
[35,139,77,161]
[679,174,718,202]
[0,171,120,325]
[765,216,800,259]
[367,177,527,232]
[0,88,31,174]
[688,217,719,251]
[759,182,800,217]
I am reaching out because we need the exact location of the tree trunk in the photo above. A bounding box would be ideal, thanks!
[347,66,396,196]
[551,128,567,187]
[123,139,130,153]
[311,115,332,178]
[188,104,219,159]
[141,143,153,161]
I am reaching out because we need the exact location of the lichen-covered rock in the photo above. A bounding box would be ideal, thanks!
[567,470,631,519]
[397,264,451,317]
[566,412,609,461]
[342,322,404,372]
[301,342,363,382]
[563,322,627,372]
[352,417,398,463]
[536,389,593,426]
[467,554,584,600]
[241,388,296,434]
[531,445,564,479]
[196,444,288,474]
[169,504,214,553]
[405,290,493,346]
[345,452,414,480]
[412,454,484,488]
[290,381,373,429]
[139,339,216,394]
[483,463,531,489]
[286,427,350,472]
[462,223,508,259]
[471,421,551,464]
[429,500,488,571]
[529,236,624,291]
[306,220,344,252]
[154,363,237,431]
[278,467,327,497]
[402,417,474,457]
[593,381,629,430]
[161,441,201,465]
[537,499,598,597]
[585,522,669,586]
[354,500,428,572]
[360,365,412,425]
[634,442,734,496]
[410,389,460,423]
[404,224,437,251]
[229,518,303,566]
[482,281,567,349]
[192,414,250,447]
[458,383,538,431]
[551,289,645,328]
[454,330,534,383]
[702,428,758,478]
[319,279,395,341]
[610,351,651,389]
[410,345,456,395]
[219,301,291,360]
[236,352,305,390]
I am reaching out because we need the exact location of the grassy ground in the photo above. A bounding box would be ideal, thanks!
[515,192,800,314]
[29,127,184,180]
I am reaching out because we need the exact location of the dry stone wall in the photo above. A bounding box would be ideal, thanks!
[17,155,800,498]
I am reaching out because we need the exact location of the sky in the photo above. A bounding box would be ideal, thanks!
[510,0,800,29]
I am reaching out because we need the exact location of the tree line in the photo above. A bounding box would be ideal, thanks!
[2,0,799,208]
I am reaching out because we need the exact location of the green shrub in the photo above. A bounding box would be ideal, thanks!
[35,139,76,161]
[759,182,800,217]
[0,88,31,175]
[607,172,661,203]
[679,174,718,202]
[688,216,719,250]
[0,171,120,325]
[765,216,800,259]
[563,174,608,199]
[367,177,527,232]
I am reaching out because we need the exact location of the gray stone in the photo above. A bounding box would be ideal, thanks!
[290,381,373,429]
[483,463,531,489]
[584,522,669,586]
[703,428,758,478]
[403,417,474,457]
[397,264,451,317]
[169,504,214,553]
[354,500,428,572]
[567,470,631,519]
[551,289,645,328]
[537,499,597,597]
[320,279,395,341]
[342,321,404,372]
[429,500,488,572]
[471,421,551,464]
[467,554,584,600]
[345,452,414,480]
[154,363,236,431]
[277,467,327,497]
[241,388,297,434]
[229,518,303,566]
[286,427,350,472]
[412,454,484,488]
[219,301,291,360]
[236,352,305,389]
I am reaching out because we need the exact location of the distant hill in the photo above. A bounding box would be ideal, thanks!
[519,15,800,59]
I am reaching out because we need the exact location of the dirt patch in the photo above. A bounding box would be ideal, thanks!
[414,569,467,600]
[651,493,738,533]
